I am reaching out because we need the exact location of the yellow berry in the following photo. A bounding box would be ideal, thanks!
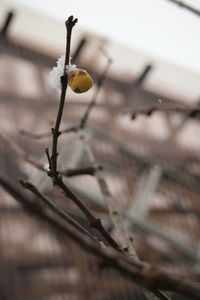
[68,68,93,93]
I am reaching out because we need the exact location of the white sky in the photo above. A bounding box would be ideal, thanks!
[11,0,200,74]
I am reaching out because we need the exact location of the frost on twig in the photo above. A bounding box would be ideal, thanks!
[49,55,76,92]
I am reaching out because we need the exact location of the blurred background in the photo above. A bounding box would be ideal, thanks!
[0,0,200,299]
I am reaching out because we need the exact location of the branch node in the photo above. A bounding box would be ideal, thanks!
[90,217,101,229]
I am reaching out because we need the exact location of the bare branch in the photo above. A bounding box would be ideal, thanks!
[165,0,200,17]
[0,132,45,171]
[45,17,121,252]
[61,165,100,177]
[124,103,200,119]
[0,11,15,36]
[51,16,78,177]
[79,49,112,129]
[20,179,101,245]
[0,174,199,298]
[53,176,121,251]
[19,125,78,139]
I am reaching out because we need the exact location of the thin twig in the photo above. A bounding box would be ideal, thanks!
[19,49,112,140]
[0,11,15,36]
[0,133,96,178]
[61,165,100,177]
[79,49,112,129]
[165,0,200,17]
[54,176,121,251]
[19,125,78,139]
[72,37,87,60]
[20,179,101,245]
[125,103,200,120]
[51,16,78,177]
[45,148,52,172]
[47,17,121,251]
[0,132,45,171]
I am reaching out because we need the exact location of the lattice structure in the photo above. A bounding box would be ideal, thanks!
[0,8,200,300]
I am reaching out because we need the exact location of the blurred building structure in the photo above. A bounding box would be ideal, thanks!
[0,1,200,299]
